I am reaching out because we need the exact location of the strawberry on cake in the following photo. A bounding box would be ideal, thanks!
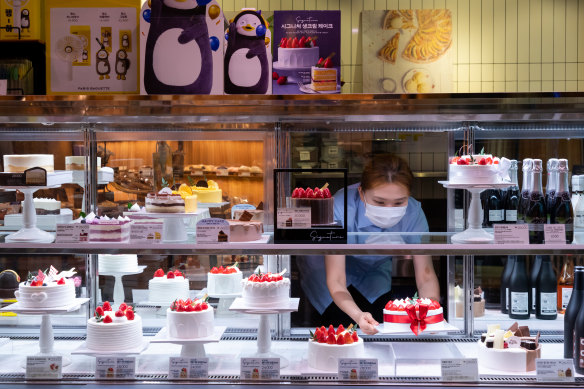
[15,267,77,308]
[448,152,511,185]
[383,296,444,335]
[148,269,189,305]
[289,184,334,225]
[276,35,319,68]
[86,302,143,352]
[241,270,290,306]
[207,263,243,295]
[308,324,364,372]
[167,296,214,339]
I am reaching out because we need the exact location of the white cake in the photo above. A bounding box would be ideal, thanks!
[207,266,243,295]
[277,46,319,68]
[308,325,364,372]
[477,323,541,372]
[86,303,143,352]
[227,220,263,242]
[65,156,101,170]
[148,269,189,304]
[98,254,139,273]
[383,298,444,334]
[448,155,511,185]
[3,154,54,173]
[15,280,75,308]
[166,298,214,339]
[241,272,290,306]
[23,198,61,215]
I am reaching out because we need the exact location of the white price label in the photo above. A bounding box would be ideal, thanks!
[276,208,311,229]
[26,356,62,379]
[494,224,529,244]
[196,218,230,243]
[168,357,208,380]
[536,359,575,382]
[441,358,478,382]
[544,224,566,244]
[240,358,280,380]
[55,224,90,243]
[130,223,163,243]
[96,357,135,379]
[299,151,311,161]
[338,358,378,381]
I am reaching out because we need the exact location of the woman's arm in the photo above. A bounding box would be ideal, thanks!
[413,255,440,301]
[325,255,379,334]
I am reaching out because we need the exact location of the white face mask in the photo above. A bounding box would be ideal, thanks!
[363,200,407,229]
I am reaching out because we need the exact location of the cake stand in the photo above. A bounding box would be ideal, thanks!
[0,298,89,367]
[124,210,206,242]
[99,266,146,307]
[150,326,226,357]
[229,298,299,368]
[71,339,150,356]
[68,167,114,213]
[2,171,73,243]
[207,291,241,316]
[439,181,512,244]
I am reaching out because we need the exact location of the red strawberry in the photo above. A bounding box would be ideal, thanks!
[305,188,314,198]
[351,331,359,342]
[126,305,133,311]
[57,278,65,285]
[103,315,113,323]
[318,333,326,343]
[153,268,165,277]
[176,304,185,312]
[320,326,326,333]
[103,301,112,311]
[328,325,335,336]
[297,188,306,198]
[277,76,287,85]
[457,158,468,165]
[344,332,354,344]
[323,58,333,68]
[486,157,493,165]
[450,156,460,164]
[336,334,345,345]
[185,304,194,312]
[336,324,345,335]
[478,158,487,165]
[174,270,183,277]
[299,36,307,47]
[494,159,499,165]
[322,188,331,198]
[279,37,287,47]
[210,267,219,274]
[305,37,313,47]
[317,57,324,66]
[292,188,300,198]
[95,306,104,316]
[272,71,279,80]
[194,303,202,312]
[166,271,175,279]
[314,328,321,338]
[287,37,293,47]
[125,310,135,320]
[292,37,299,48]
[504,341,509,349]
[314,188,324,198]
[119,303,127,311]
[326,335,336,344]
[201,302,209,310]
[115,309,124,317]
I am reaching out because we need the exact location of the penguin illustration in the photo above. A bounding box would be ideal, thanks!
[115,49,130,80]
[102,31,111,49]
[20,9,30,32]
[224,9,269,94]
[144,0,213,94]
[121,33,130,50]
[82,49,88,62]
[95,38,111,80]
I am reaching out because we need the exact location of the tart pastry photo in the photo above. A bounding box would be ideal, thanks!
[402,9,452,64]
[378,32,400,64]
[382,10,416,30]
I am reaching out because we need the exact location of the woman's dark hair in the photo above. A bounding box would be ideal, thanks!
[360,154,413,192]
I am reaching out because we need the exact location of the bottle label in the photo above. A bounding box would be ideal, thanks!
[539,292,557,315]
[511,292,529,314]
[562,287,573,310]
[531,288,536,310]
[505,287,509,310]
[489,210,504,222]
[575,212,584,228]
[505,210,517,222]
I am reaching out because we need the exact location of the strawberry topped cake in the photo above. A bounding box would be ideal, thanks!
[241,270,290,306]
[207,263,243,295]
[167,296,214,339]
[277,35,319,68]
[308,324,365,371]
[86,301,144,352]
[448,153,512,185]
[383,296,444,335]
[15,267,77,308]
[148,269,189,305]
[289,184,334,226]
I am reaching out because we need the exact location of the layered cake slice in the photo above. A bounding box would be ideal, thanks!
[227,210,263,242]
[308,324,364,371]
[88,216,133,243]
[146,187,185,213]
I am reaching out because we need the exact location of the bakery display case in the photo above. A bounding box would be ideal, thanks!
[0,94,582,387]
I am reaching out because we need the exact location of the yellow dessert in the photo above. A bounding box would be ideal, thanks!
[185,195,198,213]
[191,180,222,203]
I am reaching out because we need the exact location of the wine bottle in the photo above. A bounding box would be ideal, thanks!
[565,266,584,359]
[518,158,533,223]
[545,159,559,223]
[550,159,574,243]
[529,256,542,314]
[575,176,584,229]
[500,256,516,314]
[526,159,546,244]
[572,267,584,373]
[536,256,557,320]
[505,160,519,223]
[509,256,530,319]
[558,257,574,313]
[484,189,504,227]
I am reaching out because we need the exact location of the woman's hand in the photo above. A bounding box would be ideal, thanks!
[357,312,379,335]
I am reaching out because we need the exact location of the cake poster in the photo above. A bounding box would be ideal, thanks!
[361,10,453,94]
[45,0,140,95]
[272,10,340,95]
[140,0,224,95]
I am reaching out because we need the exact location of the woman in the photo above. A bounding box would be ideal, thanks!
[322,154,440,334]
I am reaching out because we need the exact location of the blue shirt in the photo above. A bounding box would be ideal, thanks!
[297,183,429,314]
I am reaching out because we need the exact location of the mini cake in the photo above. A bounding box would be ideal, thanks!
[311,66,337,92]
[0,270,20,299]
[308,324,364,372]
[478,323,541,372]
[289,185,334,225]
[3,154,54,173]
[88,216,132,243]
[454,286,485,317]
[86,302,143,352]
[167,296,214,339]
[192,180,222,203]
[207,263,243,295]
[23,198,61,215]
[148,269,189,304]
[65,156,101,170]
[250,166,263,176]
[277,35,319,68]
[449,154,511,185]
[238,166,250,176]
[15,267,77,308]
[146,187,185,213]
[383,296,444,335]
[227,210,263,242]
[98,254,139,273]
[172,184,197,213]
[241,271,290,306]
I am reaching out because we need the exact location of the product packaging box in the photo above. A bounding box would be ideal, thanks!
[140,0,224,95]
[0,0,43,41]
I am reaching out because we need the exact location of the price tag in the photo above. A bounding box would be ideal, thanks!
[544,224,567,244]
[26,356,62,379]
[130,222,163,243]
[536,359,575,382]
[96,356,135,379]
[440,358,478,382]
[494,224,529,244]
[240,358,280,380]
[55,224,90,243]
[299,151,311,161]
[196,218,230,243]
[276,208,311,229]
[0,80,7,95]
[338,358,378,381]
[169,357,208,380]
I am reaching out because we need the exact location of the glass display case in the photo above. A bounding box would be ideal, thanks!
[0,94,582,386]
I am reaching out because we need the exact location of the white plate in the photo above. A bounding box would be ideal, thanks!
[71,339,150,356]
[150,326,226,345]
[298,83,340,94]
[0,298,89,314]
[229,297,299,313]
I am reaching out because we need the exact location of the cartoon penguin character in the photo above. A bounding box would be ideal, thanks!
[102,31,111,49]
[20,9,30,32]
[224,9,269,94]
[82,49,88,62]
[115,49,130,80]
[95,38,111,80]
[144,0,214,94]
[121,33,130,50]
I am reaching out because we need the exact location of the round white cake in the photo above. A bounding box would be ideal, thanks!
[15,280,75,308]
[207,270,243,295]
[3,154,54,173]
[308,339,365,372]
[167,306,214,339]
[277,47,319,68]
[448,155,511,185]
[477,339,541,372]
[98,254,139,273]
[148,274,189,304]
[86,310,143,352]
[241,277,290,306]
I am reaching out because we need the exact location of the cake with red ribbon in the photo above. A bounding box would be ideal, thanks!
[383,297,443,335]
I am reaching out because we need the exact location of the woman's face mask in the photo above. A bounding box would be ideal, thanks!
[360,183,409,228]
[363,200,407,228]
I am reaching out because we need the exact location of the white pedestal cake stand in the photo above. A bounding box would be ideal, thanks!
[207,291,241,316]
[229,298,299,368]
[439,181,512,244]
[99,266,146,307]
[150,326,226,357]
[0,298,89,367]
[68,168,114,214]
